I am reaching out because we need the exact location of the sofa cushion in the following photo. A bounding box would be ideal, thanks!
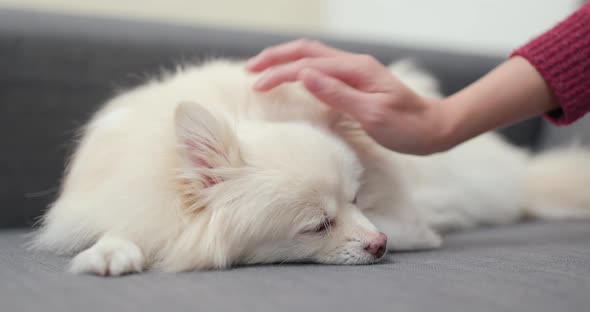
[2,221,589,312]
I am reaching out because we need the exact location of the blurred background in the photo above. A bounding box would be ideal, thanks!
[0,0,583,56]
[1,0,589,228]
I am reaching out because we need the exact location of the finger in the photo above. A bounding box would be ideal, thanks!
[253,57,365,92]
[300,68,374,119]
[245,39,345,72]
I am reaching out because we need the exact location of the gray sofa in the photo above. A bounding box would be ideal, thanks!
[1,9,589,312]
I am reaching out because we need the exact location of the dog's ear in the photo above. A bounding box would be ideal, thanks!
[175,102,243,187]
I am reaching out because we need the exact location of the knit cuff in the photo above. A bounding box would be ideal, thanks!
[511,2,590,126]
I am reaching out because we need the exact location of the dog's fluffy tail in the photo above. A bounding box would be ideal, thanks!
[525,147,590,220]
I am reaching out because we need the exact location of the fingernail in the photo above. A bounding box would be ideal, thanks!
[245,58,258,70]
[301,69,322,92]
[252,77,266,91]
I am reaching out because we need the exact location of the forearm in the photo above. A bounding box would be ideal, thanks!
[439,56,558,149]
[438,2,590,150]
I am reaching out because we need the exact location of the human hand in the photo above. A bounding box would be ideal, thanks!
[246,39,452,155]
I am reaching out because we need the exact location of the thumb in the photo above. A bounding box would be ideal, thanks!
[299,68,372,119]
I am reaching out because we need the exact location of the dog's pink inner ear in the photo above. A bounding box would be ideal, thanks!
[185,140,214,168]
[175,102,242,188]
[183,140,221,188]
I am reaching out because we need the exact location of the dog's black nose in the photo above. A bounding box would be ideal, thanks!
[364,232,387,258]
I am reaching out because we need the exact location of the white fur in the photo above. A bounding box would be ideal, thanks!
[69,236,144,276]
[34,59,590,276]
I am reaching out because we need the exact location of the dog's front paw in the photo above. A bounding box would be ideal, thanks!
[368,218,443,251]
[414,227,443,249]
[70,236,145,276]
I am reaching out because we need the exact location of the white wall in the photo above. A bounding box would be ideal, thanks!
[323,0,581,55]
[0,0,322,33]
[0,0,582,55]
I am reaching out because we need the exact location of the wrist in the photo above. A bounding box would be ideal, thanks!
[424,97,460,153]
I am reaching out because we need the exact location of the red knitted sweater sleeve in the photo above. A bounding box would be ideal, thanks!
[511,2,590,126]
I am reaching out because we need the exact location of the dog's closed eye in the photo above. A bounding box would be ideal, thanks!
[302,219,335,235]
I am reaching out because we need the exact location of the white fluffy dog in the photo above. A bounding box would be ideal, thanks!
[34,60,590,276]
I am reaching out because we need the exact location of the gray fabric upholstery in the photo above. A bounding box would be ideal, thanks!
[0,8,544,228]
[2,221,589,312]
